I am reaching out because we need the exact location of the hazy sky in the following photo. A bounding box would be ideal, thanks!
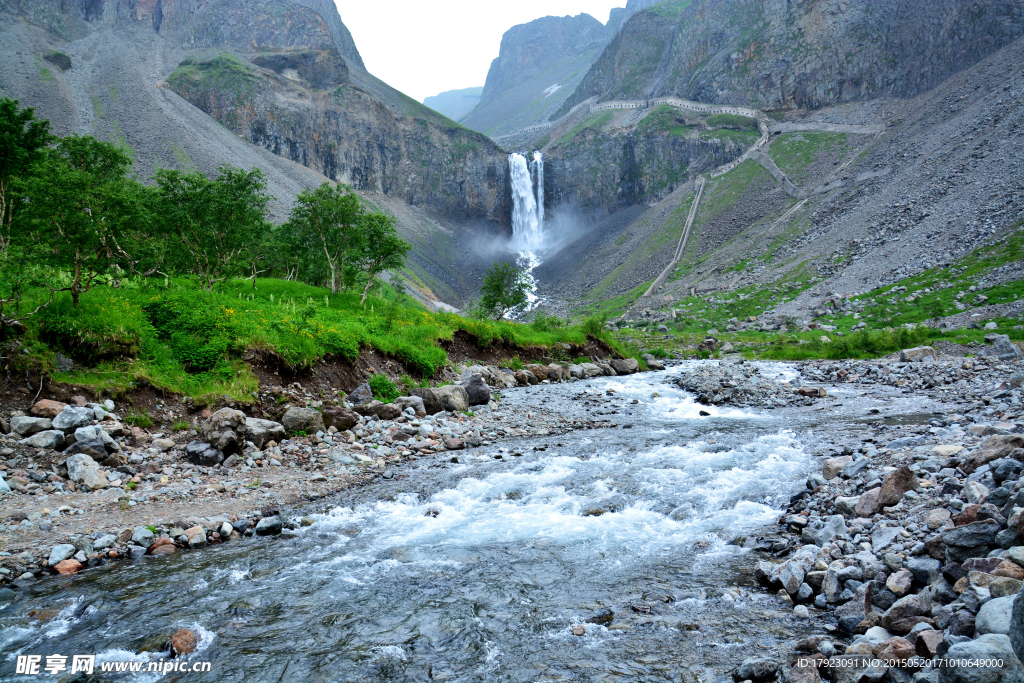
[334,1,625,102]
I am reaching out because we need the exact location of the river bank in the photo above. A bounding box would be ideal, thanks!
[0,348,1022,682]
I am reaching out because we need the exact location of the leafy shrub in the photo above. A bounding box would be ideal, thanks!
[498,357,524,371]
[39,294,149,363]
[124,410,154,428]
[368,373,399,403]
[581,315,608,337]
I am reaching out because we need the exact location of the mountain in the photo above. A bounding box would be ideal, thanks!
[557,0,1024,116]
[0,0,519,306]
[423,87,483,122]
[0,0,511,226]
[460,13,612,139]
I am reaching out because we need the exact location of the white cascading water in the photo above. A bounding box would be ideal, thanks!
[508,152,544,253]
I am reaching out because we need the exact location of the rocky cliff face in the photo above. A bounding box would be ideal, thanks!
[559,0,1024,115]
[0,0,512,226]
[461,14,612,138]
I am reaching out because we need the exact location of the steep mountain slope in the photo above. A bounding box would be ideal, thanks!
[460,13,611,138]
[558,0,1024,116]
[537,34,1024,318]
[423,87,483,122]
[0,0,513,227]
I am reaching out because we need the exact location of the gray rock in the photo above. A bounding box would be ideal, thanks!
[393,396,426,418]
[872,526,903,552]
[64,438,108,460]
[939,634,1023,683]
[52,406,94,433]
[73,425,118,452]
[244,418,285,449]
[185,441,223,466]
[18,430,65,449]
[907,557,943,585]
[805,515,848,546]
[460,375,491,406]
[255,516,283,535]
[128,545,147,560]
[131,527,155,548]
[10,416,52,436]
[990,335,1023,361]
[609,358,639,375]
[1012,590,1024,663]
[835,496,860,517]
[0,477,10,494]
[48,544,76,566]
[411,386,469,415]
[942,520,1001,548]
[348,383,374,405]
[93,534,117,550]
[734,658,778,683]
[281,407,325,435]
[200,408,247,455]
[976,596,1015,635]
[65,453,100,483]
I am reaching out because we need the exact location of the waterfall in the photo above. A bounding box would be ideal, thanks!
[509,152,544,252]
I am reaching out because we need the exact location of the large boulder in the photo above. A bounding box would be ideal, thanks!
[10,416,52,436]
[244,418,285,449]
[976,596,1015,635]
[64,439,108,460]
[200,408,247,455]
[877,466,919,508]
[64,453,107,489]
[939,634,1023,683]
[281,407,324,435]
[609,358,639,375]
[392,396,425,418]
[185,441,224,466]
[73,425,118,452]
[411,386,469,415]
[19,430,65,449]
[942,520,1001,548]
[322,406,360,430]
[353,401,401,420]
[899,346,935,363]
[460,375,491,406]
[580,363,604,378]
[31,399,68,418]
[348,383,373,405]
[989,334,1024,361]
[52,406,94,433]
[963,435,1024,474]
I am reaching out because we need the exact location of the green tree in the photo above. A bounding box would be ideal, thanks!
[155,165,270,290]
[0,98,52,254]
[23,135,140,305]
[0,99,54,328]
[478,261,531,320]
[351,213,410,304]
[286,182,362,293]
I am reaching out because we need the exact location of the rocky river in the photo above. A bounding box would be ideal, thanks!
[1,358,1022,682]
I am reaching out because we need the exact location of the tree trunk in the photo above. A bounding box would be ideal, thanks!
[360,277,374,305]
[71,259,81,305]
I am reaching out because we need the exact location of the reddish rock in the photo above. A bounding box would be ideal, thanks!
[170,629,197,656]
[54,559,82,575]
[994,560,1024,580]
[31,399,68,418]
[877,467,919,508]
[955,504,982,526]
[962,434,1024,474]
[149,544,176,556]
[107,550,119,558]
[915,630,944,657]
[874,637,914,660]
[443,438,465,451]
[571,625,585,636]
[148,538,175,554]
[71,395,88,407]
[888,616,935,635]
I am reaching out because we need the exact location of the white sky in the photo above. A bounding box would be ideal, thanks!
[333,1,625,102]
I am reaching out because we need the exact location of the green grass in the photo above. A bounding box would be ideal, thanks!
[169,52,266,105]
[705,113,756,130]
[646,0,693,17]
[638,105,694,137]
[768,132,849,183]
[24,276,630,406]
[556,111,613,146]
[368,374,400,403]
